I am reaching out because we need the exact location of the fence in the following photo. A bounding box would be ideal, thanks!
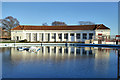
[93,35,120,45]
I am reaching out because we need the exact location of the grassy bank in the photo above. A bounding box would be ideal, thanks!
[0,41,84,43]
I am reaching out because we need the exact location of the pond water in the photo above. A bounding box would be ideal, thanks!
[2,46,118,78]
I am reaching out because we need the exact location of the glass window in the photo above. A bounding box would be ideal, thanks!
[52,33,56,39]
[64,33,68,39]
[33,33,37,41]
[89,33,93,39]
[52,35,54,39]
[83,33,87,39]
[70,33,74,36]
[58,33,62,39]
[76,33,81,39]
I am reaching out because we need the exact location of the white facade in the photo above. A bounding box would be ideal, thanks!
[11,29,110,42]
[95,29,110,37]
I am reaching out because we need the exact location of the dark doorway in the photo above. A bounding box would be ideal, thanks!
[98,39,102,44]
[17,36,19,40]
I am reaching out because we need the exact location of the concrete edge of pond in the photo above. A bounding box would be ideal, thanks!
[71,43,120,49]
[71,43,120,47]
[0,43,120,49]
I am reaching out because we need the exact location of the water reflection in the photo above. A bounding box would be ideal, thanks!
[3,46,117,78]
[10,46,96,63]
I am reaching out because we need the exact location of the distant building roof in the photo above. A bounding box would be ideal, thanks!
[11,24,110,30]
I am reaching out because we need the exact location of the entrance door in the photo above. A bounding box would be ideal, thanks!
[98,39,102,44]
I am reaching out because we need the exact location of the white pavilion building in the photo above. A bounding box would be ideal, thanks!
[11,24,110,42]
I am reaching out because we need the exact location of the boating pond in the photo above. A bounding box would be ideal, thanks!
[2,46,119,78]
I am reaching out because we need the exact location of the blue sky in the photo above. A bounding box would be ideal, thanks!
[2,2,118,35]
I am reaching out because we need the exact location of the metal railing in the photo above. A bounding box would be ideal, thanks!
[94,35,118,42]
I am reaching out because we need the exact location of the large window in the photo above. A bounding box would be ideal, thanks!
[52,33,56,39]
[58,33,62,39]
[89,33,93,39]
[64,33,68,39]
[76,33,81,39]
[33,33,37,41]
[70,33,74,36]
[83,33,87,39]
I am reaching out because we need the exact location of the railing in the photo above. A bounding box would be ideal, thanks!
[94,35,119,42]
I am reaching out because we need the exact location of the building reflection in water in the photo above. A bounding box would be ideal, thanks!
[10,46,113,70]
[94,47,111,72]
[10,46,96,63]
[3,46,117,78]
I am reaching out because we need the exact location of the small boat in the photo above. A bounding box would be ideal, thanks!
[29,46,40,53]
[17,46,40,52]
[23,48,29,51]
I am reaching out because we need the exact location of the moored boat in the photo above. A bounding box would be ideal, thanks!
[17,46,40,52]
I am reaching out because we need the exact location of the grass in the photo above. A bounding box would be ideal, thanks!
[0,41,84,43]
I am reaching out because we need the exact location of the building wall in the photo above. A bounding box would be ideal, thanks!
[11,29,110,42]
[95,29,110,36]
[11,30,26,40]
[94,29,110,41]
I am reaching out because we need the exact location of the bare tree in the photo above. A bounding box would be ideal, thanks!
[42,23,48,26]
[79,21,95,25]
[0,16,20,37]
[52,21,67,26]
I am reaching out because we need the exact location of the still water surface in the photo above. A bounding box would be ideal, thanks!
[2,46,118,78]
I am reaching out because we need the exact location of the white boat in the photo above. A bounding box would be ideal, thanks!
[17,47,30,51]
[29,46,40,53]
[17,46,40,52]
